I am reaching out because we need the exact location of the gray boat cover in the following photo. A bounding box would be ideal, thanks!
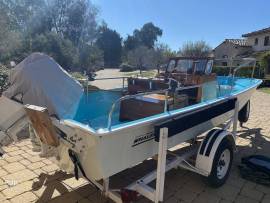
[3,53,83,118]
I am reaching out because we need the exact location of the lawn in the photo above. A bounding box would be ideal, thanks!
[71,71,87,80]
[259,87,270,94]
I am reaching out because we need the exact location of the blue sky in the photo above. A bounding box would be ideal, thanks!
[92,0,270,51]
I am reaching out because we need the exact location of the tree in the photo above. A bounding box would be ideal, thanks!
[179,41,212,57]
[126,43,176,73]
[0,3,22,62]
[124,22,162,51]
[31,32,78,70]
[0,0,175,75]
[0,0,100,72]
[136,23,162,49]
[127,46,153,73]
[96,25,122,67]
[1,0,47,32]
[44,0,99,46]
[258,51,270,78]
[1,0,99,45]
[152,43,176,69]
[123,35,139,52]
[79,44,104,74]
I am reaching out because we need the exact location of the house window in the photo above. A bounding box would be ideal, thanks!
[264,36,269,46]
[254,38,258,45]
[222,62,227,66]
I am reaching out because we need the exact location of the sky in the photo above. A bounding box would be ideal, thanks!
[92,0,270,51]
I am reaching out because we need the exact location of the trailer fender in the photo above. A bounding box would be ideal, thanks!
[195,129,235,175]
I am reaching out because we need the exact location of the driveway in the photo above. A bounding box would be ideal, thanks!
[89,69,126,90]
[0,90,270,202]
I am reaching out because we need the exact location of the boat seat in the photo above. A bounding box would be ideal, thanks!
[119,93,173,121]
[127,78,168,94]
[119,93,190,121]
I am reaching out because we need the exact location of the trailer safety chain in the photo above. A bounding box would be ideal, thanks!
[68,149,99,190]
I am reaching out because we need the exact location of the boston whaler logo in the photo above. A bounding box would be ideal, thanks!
[132,131,154,147]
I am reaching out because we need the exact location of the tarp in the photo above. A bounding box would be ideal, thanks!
[3,53,83,118]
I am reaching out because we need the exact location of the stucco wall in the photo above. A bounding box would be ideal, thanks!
[214,42,251,59]
[246,32,270,51]
[213,42,251,66]
[214,42,236,59]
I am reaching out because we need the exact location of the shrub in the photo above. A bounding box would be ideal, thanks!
[212,65,263,78]
[119,63,135,72]
[0,65,9,95]
[258,51,270,77]
[71,72,87,80]
[212,66,231,76]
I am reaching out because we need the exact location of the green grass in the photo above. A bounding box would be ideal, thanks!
[259,87,270,94]
[123,70,157,78]
[70,72,87,80]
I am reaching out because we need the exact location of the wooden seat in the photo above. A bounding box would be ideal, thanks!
[119,94,173,121]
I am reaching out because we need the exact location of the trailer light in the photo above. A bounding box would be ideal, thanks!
[120,189,139,202]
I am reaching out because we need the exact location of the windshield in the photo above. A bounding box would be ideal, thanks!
[194,59,208,74]
[167,58,213,74]
[205,60,213,75]
[175,59,193,73]
[167,60,176,71]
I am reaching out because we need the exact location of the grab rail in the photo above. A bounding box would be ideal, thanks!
[84,76,129,99]
[230,58,257,92]
[93,76,129,80]
[107,89,169,130]
[232,58,256,79]
[107,84,203,130]
[92,76,129,90]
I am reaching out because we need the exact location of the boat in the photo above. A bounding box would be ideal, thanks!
[0,53,262,203]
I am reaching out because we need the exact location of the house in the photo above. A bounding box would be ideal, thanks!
[213,39,252,66]
[214,27,270,71]
[242,27,270,52]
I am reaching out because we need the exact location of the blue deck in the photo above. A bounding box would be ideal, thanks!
[63,76,262,131]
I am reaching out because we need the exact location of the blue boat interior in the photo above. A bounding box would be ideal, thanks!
[63,76,261,130]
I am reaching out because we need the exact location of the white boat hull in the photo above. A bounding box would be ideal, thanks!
[54,84,256,180]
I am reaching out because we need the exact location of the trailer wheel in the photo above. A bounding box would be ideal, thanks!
[206,138,233,187]
[238,100,250,124]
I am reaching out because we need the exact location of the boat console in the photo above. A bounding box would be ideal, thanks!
[119,57,216,121]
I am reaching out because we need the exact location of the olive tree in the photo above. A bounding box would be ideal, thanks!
[179,41,212,57]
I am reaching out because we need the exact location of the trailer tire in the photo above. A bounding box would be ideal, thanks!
[238,100,250,124]
[206,138,233,188]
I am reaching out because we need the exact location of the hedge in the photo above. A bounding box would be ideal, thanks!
[212,65,264,79]
[0,65,9,95]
